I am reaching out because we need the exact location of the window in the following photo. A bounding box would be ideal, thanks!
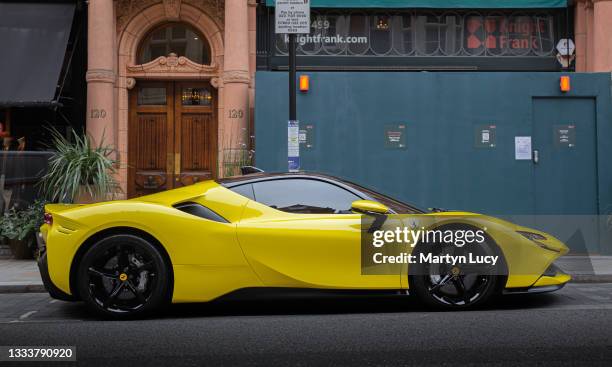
[137,86,166,105]
[252,179,361,214]
[272,9,561,59]
[174,202,228,223]
[138,23,211,65]
[230,184,255,200]
[330,180,424,214]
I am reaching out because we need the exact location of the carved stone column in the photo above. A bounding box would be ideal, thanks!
[86,0,115,147]
[592,0,612,71]
[574,1,589,72]
[221,0,250,174]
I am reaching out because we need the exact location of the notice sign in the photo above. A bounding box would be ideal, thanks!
[515,136,532,160]
[288,120,300,171]
[384,124,406,149]
[299,123,315,149]
[554,124,576,148]
[275,0,310,34]
[474,124,497,148]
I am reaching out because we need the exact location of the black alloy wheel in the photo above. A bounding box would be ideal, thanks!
[77,234,170,319]
[410,239,503,309]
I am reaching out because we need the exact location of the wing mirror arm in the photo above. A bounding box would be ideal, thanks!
[351,200,390,233]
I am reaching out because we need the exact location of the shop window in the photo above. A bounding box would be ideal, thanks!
[138,23,211,65]
[392,15,413,55]
[273,9,561,59]
[370,14,392,55]
[348,13,369,55]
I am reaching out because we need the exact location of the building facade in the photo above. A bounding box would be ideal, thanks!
[85,0,257,199]
[253,0,612,254]
[574,0,612,72]
[2,0,612,202]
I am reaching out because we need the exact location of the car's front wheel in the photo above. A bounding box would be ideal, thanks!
[76,234,171,319]
[409,239,504,309]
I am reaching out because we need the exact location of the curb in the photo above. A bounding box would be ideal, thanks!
[570,275,612,283]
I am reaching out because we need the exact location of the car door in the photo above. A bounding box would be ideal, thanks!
[234,178,400,289]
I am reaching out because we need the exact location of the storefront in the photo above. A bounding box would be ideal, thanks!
[257,0,572,71]
[0,0,86,210]
[254,1,612,254]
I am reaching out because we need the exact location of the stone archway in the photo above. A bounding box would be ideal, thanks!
[115,1,225,198]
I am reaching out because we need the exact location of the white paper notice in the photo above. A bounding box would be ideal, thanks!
[515,136,532,160]
[275,0,311,34]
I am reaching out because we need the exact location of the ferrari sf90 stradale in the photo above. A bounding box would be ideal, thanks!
[38,172,570,318]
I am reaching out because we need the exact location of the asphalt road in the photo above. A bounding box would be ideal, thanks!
[1,283,612,366]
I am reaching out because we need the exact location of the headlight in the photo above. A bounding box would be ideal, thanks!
[517,231,560,252]
[517,231,546,241]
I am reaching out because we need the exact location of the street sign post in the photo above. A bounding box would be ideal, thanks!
[275,0,310,172]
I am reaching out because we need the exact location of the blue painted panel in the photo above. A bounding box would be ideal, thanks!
[254,71,612,252]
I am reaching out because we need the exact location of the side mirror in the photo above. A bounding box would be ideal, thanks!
[351,200,389,215]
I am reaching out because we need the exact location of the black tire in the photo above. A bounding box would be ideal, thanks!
[409,227,505,310]
[76,234,171,319]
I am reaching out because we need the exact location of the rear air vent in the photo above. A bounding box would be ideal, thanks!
[173,202,229,223]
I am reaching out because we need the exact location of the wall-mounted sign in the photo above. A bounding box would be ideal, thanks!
[288,120,300,171]
[515,136,532,160]
[299,123,315,149]
[556,39,575,55]
[384,124,406,149]
[275,0,310,34]
[474,124,497,148]
[554,124,576,148]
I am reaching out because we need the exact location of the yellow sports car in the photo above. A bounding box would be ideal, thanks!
[37,172,571,318]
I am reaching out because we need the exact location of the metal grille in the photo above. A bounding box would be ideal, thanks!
[273,10,558,58]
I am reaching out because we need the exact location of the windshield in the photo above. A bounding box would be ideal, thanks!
[337,179,427,214]
[217,173,428,214]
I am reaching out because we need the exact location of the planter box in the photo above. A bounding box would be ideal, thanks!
[7,237,34,260]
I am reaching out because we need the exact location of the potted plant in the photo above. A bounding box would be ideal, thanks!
[220,127,253,177]
[0,200,45,259]
[39,128,119,203]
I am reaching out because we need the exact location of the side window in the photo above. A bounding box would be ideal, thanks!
[230,183,255,200]
[252,179,361,214]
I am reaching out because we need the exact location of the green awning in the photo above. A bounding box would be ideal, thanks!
[265,1,567,8]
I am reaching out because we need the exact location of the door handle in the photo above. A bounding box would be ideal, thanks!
[533,149,539,164]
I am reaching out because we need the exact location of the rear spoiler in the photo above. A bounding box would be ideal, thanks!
[44,203,84,215]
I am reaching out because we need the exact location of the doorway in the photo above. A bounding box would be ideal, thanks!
[128,81,217,198]
[532,97,598,253]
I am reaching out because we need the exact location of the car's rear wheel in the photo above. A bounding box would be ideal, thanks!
[76,234,170,319]
[409,233,504,310]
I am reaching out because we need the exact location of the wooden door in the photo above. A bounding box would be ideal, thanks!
[128,81,216,198]
[174,82,217,188]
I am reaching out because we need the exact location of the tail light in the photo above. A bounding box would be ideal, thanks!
[44,213,53,225]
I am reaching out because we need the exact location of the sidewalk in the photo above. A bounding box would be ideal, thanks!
[1,256,611,294]
[555,256,612,283]
[0,259,45,293]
